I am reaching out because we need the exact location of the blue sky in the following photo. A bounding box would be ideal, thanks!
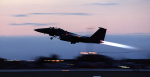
[1,35,150,60]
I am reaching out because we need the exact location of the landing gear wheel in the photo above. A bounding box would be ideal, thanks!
[50,37,53,40]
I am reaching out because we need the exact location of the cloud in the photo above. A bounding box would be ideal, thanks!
[13,13,92,17]
[85,3,118,6]
[30,13,55,15]
[30,13,91,15]
[10,23,57,26]
[60,13,91,15]
[13,15,27,17]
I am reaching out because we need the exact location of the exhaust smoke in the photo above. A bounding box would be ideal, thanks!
[101,41,139,50]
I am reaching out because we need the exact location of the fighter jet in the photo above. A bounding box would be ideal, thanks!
[34,27,107,44]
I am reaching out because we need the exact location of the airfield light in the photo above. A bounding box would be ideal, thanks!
[51,60,55,63]
[4,60,14,61]
[80,52,88,54]
[47,60,51,61]
[56,60,59,62]
[89,52,97,54]
[60,60,64,61]
[119,66,130,68]
[4,59,22,61]
[52,60,55,62]
[27,60,35,61]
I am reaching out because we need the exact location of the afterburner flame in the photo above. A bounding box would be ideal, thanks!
[101,41,139,50]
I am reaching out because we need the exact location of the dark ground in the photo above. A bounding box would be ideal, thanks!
[0,71,150,77]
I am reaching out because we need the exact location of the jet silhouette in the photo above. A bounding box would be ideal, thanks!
[35,27,107,44]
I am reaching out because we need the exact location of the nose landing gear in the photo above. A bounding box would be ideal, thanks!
[50,36,57,40]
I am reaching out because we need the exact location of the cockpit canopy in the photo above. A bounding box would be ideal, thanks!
[49,27,57,29]
[49,27,63,30]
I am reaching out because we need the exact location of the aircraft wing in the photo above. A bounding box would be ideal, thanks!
[60,31,81,38]
[59,31,87,43]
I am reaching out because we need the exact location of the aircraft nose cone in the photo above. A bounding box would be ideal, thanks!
[34,28,49,34]
[34,29,45,33]
[34,29,41,32]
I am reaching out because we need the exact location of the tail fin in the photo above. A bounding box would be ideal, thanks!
[90,27,107,41]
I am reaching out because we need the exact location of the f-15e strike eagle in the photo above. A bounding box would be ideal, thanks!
[34,27,139,50]
[34,27,107,44]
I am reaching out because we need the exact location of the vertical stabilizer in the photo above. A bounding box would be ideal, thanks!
[90,27,107,41]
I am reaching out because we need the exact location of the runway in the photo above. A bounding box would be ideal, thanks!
[0,69,150,72]
[1,69,150,77]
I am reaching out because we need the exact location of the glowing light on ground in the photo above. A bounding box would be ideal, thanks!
[101,41,139,50]
[80,52,97,54]
[80,52,88,54]
[89,52,97,54]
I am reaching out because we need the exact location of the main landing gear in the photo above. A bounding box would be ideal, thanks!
[71,42,76,44]
[50,37,53,40]
[50,36,57,40]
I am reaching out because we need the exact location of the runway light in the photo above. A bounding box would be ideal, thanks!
[60,60,64,61]
[52,60,55,62]
[119,66,130,68]
[27,60,35,61]
[47,60,51,61]
[4,60,14,61]
[89,52,97,54]
[101,41,139,50]
[80,52,88,54]
[56,60,59,62]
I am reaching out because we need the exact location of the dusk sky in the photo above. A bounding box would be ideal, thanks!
[0,0,150,60]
